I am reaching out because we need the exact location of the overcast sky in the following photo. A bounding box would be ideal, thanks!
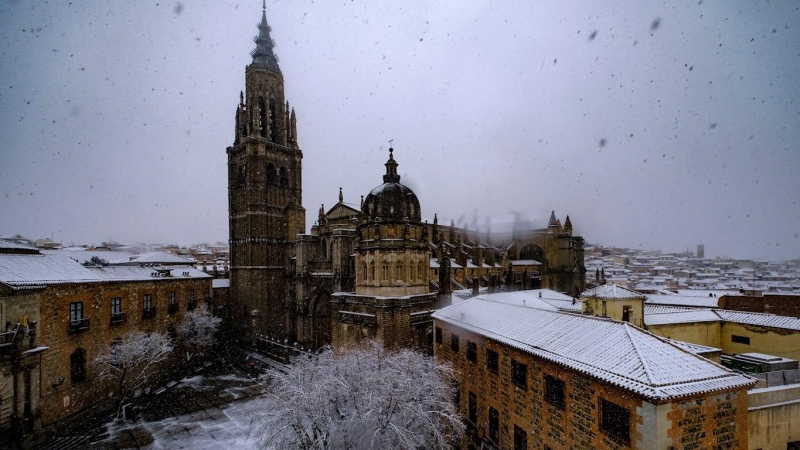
[1,0,798,260]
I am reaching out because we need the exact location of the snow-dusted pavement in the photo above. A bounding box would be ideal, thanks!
[95,374,271,450]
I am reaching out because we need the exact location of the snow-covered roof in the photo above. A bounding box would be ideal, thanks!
[664,339,721,356]
[42,249,135,264]
[0,252,210,288]
[510,260,541,266]
[212,279,230,289]
[713,309,800,332]
[0,238,38,251]
[108,251,194,265]
[645,294,720,308]
[644,306,721,325]
[433,298,754,401]
[581,284,646,300]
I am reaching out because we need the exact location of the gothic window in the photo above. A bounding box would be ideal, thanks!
[279,166,289,188]
[395,262,403,280]
[266,163,277,186]
[269,100,277,142]
[370,262,375,281]
[382,262,388,281]
[235,165,246,189]
[418,262,424,280]
[70,348,86,383]
[362,263,368,280]
[258,97,267,138]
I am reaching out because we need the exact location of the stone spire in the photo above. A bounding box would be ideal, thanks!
[339,187,344,203]
[383,148,400,183]
[548,210,558,227]
[250,1,281,72]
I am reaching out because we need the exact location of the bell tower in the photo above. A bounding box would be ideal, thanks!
[227,1,305,339]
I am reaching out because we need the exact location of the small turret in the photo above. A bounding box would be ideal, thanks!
[339,187,343,203]
[564,215,573,236]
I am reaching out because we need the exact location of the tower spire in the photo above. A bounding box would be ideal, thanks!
[250,1,281,72]
[383,147,400,183]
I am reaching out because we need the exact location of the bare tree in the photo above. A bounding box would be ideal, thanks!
[258,343,464,450]
[93,331,173,418]
[175,306,221,368]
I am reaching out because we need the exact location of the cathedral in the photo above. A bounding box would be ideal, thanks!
[227,4,586,350]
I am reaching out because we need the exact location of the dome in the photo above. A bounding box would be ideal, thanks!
[361,149,422,222]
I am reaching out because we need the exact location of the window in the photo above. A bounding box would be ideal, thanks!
[511,360,527,389]
[279,166,288,187]
[599,398,630,445]
[468,391,477,425]
[168,291,178,314]
[513,424,527,450]
[545,375,566,410]
[488,406,500,445]
[70,348,86,383]
[435,326,442,344]
[69,301,83,323]
[451,334,459,354]
[68,301,89,333]
[452,380,460,407]
[395,262,403,280]
[143,294,155,319]
[788,441,800,450]
[266,163,277,186]
[418,261,424,280]
[382,262,388,281]
[362,263,368,280]
[467,340,477,363]
[487,349,498,374]
[188,289,196,310]
[731,335,750,345]
[110,297,125,325]
[370,262,375,281]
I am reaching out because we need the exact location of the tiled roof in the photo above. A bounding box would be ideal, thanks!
[665,339,721,355]
[433,298,754,402]
[109,251,194,265]
[645,294,720,308]
[0,238,39,251]
[581,284,646,300]
[644,307,720,325]
[0,252,210,288]
[714,309,800,331]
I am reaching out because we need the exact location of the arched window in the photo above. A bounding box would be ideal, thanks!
[396,262,403,281]
[418,262,424,281]
[266,163,277,186]
[362,263,368,280]
[370,262,376,281]
[410,263,415,281]
[269,100,278,142]
[321,239,328,259]
[279,167,289,188]
[258,97,267,138]
[71,348,86,383]
[382,263,388,281]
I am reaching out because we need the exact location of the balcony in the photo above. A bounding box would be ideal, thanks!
[168,303,179,315]
[142,307,157,320]
[110,312,127,326]
[67,317,91,334]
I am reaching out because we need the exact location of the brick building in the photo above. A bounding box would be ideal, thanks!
[0,239,211,441]
[433,294,755,450]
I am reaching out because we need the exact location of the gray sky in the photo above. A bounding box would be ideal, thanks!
[1,0,798,260]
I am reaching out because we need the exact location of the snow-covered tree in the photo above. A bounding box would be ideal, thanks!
[258,343,464,450]
[175,305,222,367]
[93,331,173,418]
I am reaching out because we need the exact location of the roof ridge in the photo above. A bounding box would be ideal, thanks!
[624,324,656,385]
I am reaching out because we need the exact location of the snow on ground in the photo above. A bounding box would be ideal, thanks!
[107,394,270,450]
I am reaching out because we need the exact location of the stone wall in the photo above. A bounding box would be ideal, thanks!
[435,320,750,450]
[37,277,211,425]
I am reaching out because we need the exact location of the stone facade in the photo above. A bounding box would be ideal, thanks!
[435,321,751,450]
[36,276,211,426]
